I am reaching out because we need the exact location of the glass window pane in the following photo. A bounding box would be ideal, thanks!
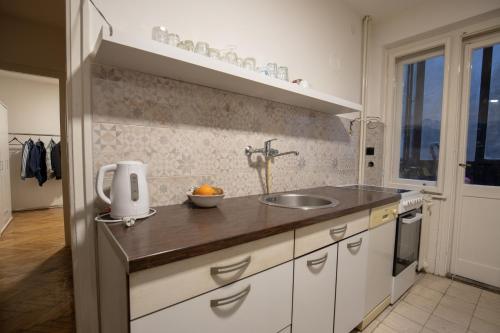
[465,43,500,186]
[398,54,445,182]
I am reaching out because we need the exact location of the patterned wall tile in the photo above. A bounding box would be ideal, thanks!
[92,64,362,206]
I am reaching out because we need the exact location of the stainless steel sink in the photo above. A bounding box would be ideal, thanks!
[259,193,339,210]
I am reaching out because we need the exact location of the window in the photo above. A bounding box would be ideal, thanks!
[464,43,500,185]
[394,49,446,186]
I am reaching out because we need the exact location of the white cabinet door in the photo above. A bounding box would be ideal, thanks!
[292,243,337,333]
[335,231,369,333]
[131,261,293,333]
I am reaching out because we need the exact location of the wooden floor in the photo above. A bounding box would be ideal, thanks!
[0,208,75,332]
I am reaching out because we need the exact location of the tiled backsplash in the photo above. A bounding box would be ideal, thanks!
[91,64,360,206]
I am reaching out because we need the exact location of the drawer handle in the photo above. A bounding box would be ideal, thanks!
[210,285,251,307]
[330,225,347,236]
[307,253,328,266]
[347,238,363,249]
[210,256,251,275]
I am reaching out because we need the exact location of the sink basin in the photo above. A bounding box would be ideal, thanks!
[259,193,339,210]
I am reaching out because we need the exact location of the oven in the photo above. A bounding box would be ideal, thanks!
[393,208,422,277]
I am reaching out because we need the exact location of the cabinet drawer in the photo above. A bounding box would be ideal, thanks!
[370,203,398,228]
[294,210,369,257]
[292,243,337,333]
[130,262,293,333]
[129,231,294,319]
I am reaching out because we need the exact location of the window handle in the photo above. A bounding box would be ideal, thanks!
[459,163,471,168]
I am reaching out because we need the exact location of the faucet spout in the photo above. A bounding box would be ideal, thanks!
[270,151,299,158]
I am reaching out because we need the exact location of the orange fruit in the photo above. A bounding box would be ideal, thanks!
[193,184,217,196]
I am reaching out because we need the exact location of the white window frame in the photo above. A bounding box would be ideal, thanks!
[383,37,452,194]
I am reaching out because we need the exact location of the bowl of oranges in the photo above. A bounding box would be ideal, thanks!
[187,184,225,208]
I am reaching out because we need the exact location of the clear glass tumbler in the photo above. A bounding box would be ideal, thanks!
[183,40,194,52]
[266,63,278,78]
[224,51,238,65]
[243,57,256,71]
[208,48,220,59]
[195,42,210,56]
[152,26,168,43]
[167,33,180,46]
[277,66,289,81]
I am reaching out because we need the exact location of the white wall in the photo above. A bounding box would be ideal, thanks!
[0,102,12,233]
[0,70,63,211]
[90,0,363,104]
[366,0,500,118]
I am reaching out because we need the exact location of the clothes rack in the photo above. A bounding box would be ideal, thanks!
[8,132,61,137]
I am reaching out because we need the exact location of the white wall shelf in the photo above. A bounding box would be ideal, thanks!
[92,30,362,115]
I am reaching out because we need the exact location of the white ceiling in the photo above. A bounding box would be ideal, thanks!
[343,0,427,21]
[0,0,65,28]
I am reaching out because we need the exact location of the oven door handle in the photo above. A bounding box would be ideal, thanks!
[401,213,423,225]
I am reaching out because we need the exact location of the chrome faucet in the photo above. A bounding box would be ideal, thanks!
[245,139,299,194]
[245,139,299,158]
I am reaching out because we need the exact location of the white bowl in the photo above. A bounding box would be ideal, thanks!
[187,192,225,208]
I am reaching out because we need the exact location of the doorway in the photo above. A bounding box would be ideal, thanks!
[0,70,75,332]
[452,33,500,288]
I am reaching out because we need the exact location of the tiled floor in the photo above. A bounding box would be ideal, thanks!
[0,208,75,332]
[362,274,500,333]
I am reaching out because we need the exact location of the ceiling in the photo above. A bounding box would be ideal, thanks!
[0,0,65,28]
[343,0,426,21]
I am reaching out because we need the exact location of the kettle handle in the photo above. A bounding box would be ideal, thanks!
[96,164,117,205]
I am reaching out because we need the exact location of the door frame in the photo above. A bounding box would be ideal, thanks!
[450,32,500,279]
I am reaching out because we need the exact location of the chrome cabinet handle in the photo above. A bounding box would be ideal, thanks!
[210,256,251,275]
[307,253,328,266]
[210,285,251,307]
[347,238,363,249]
[330,225,347,236]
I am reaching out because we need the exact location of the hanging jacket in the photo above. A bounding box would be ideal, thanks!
[20,139,34,179]
[28,140,48,186]
[46,139,55,179]
[51,142,62,180]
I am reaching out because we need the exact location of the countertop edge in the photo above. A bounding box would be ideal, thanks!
[114,194,400,273]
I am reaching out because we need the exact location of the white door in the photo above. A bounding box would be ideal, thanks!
[452,34,500,288]
[0,101,12,233]
[335,231,369,333]
[292,243,337,333]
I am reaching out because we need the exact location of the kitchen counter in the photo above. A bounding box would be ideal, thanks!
[101,186,400,273]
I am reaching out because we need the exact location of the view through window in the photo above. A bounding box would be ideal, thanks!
[398,53,445,183]
[465,43,500,186]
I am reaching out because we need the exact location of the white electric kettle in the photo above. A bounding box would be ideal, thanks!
[96,161,150,219]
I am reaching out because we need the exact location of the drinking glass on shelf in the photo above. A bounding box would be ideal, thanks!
[236,58,244,67]
[208,48,220,59]
[223,51,238,65]
[183,40,194,51]
[152,26,168,43]
[167,33,180,46]
[277,66,289,81]
[243,57,256,71]
[195,42,209,56]
[266,63,278,78]
[257,66,269,75]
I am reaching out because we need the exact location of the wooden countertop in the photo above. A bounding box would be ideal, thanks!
[101,186,400,273]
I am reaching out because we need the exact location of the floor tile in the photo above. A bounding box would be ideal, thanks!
[479,291,500,312]
[373,323,399,333]
[382,312,422,333]
[434,302,473,327]
[474,305,500,326]
[446,283,481,304]
[377,305,393,322]
[404,292,440,313]
[439,294,476,313]
[362,319,380,333]
[425,314,468,333]
[469,316,500,333]
[418,274,451,293]
[393,301,430,325]
[409,284,444,302]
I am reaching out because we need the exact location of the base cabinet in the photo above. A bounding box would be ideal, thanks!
[130,262,293,333]
[292,244,337,333]
[334,231,369,333]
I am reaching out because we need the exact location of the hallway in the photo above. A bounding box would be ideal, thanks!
[0,208,75,332]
